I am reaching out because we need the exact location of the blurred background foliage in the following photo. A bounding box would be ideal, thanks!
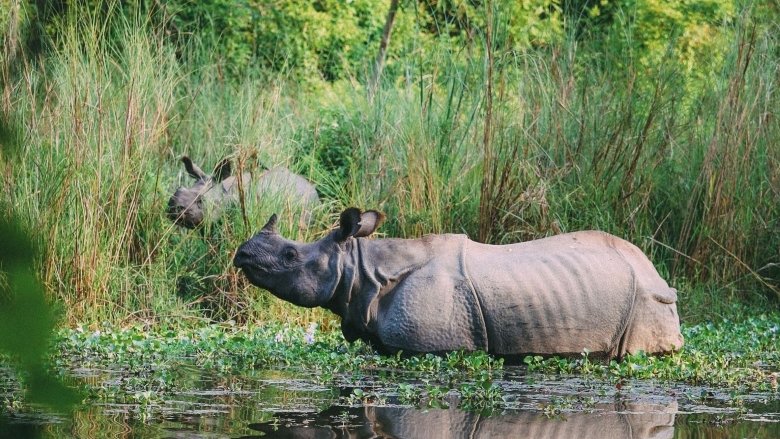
[11,0,750,83]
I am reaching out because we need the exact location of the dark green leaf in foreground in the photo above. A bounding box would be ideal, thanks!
[0,186,80,412]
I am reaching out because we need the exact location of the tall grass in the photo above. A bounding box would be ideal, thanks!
[1,7,777,327]
[296,10,780,317]
[0,12,333,326]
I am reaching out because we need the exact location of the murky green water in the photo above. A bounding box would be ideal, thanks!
[1,365,778,438]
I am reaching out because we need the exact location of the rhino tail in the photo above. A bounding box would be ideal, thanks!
[652,287,677,305]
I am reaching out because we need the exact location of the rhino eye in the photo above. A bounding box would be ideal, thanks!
[283,247,298,262]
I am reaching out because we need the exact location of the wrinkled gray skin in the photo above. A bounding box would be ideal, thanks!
[167,156,319,229]
[233,208,684,358]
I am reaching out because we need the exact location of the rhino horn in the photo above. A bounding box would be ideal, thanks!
[261,213,279,233]
[181,156,207,180]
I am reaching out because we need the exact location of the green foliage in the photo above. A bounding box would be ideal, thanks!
[0,1,777,326]
[51,322,508,411]
[2,2,779,433]
[43,313,779,418]
[166,0,256,78]
[298,108,361,198]
[566,0,741,96]
[163,0,390,81]
[1,105,77,429]
[416,0,564,48]
[621,0,736,74]
[458,369,503,411]
[53,322,504,378]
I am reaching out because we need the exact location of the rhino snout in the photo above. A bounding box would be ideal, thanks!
[233,246,269,289]
[166,200,183,221]
[233,247,253,269]
[166,205,201,229]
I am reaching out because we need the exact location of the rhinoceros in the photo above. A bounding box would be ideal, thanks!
[167,156,320,229]
[233,208,684,358]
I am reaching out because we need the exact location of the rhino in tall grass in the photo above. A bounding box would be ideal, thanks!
[233,208,684,358]
[167,156,320,229]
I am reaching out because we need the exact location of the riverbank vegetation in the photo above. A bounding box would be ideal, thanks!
[3,315,778,435]
[0,1,778,334]
[15,311,769,417]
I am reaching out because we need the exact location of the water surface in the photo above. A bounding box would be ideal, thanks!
[1,365,777,438]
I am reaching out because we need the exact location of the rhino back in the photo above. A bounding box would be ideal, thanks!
[465,231,639,356]
[256,167,319,205]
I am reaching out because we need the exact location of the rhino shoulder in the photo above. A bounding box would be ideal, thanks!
[421,233,469,243]
[219,173,249,194]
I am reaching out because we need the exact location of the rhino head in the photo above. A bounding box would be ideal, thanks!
[232,208,384,307]
[167,156,235,229]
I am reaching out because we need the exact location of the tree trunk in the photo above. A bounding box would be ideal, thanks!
[369,0,400,98]
[478,0,495,242]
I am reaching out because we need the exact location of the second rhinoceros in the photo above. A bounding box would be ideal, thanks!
[233,208,684,358]
[167,156,320,229]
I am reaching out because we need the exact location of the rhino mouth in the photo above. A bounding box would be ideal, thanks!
[166,203,201,229]
[167,211,200,229]
[232,255,266,286]
[232,249,251,270]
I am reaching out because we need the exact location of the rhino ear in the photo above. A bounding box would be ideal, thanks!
[354,210,385,238]
[261,213,278,234]
[213,158,232,182]
[337,208,362,241]
[182,156,207,180]
[337,208,384,241]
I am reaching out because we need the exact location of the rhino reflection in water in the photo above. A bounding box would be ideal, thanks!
[167,156,319,229]
[233,208,684,357]
[246,402,676,439]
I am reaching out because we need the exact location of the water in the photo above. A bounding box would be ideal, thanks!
[1,366,778,438]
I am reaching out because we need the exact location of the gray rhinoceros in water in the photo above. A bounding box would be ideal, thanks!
[167,156,320,229]
[233,208,684,358]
